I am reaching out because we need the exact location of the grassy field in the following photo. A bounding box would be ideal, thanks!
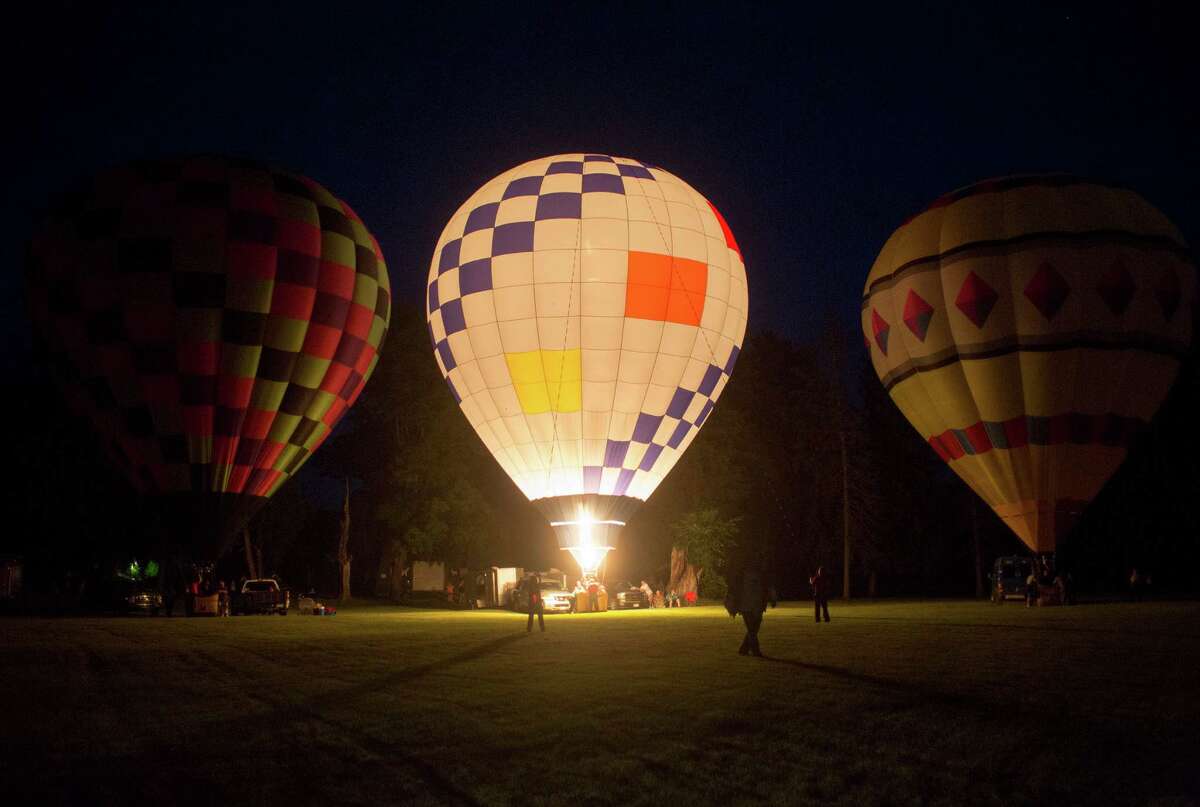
[2,599,1197,806]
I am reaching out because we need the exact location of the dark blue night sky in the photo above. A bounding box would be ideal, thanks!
[9,2,1196,363]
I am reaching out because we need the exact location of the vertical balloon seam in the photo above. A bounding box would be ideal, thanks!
[989,192,1026,533]
[1087,187,1140,543]
[497,162,547,496]
[631,167,728,497]
[1004,187,1045,544]
[476,170,530,487]
[643,168,727,497]
[232,169,312,494]
[503,161,549,498]
[277,209,390,495]
[593,157,635,501]
[221,161,282,495]
[890,215,969,493]
[540,188,580,498]
[467,172,526,492]
[466,258,524,491]
[451,172,520,490]
[461,169,528,495]
[622,165,681,501]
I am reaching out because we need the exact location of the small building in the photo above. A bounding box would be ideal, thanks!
[411,561,446,592]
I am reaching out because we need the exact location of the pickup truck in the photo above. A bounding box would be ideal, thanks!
[233,579,290,615]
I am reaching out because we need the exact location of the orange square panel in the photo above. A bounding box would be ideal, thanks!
[625,251,707,325]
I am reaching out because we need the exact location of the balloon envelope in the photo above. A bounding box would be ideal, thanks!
[28,156,391,557]
[862,175,1194,553]
[426,154,747,558]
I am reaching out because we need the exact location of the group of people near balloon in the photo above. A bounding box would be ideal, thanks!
[1022,560,1076,607]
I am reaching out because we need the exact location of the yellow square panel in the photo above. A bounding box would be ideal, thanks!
[505,348,582,413]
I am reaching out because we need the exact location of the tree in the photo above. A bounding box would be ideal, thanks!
[312,304,523,583]
[669,509,739,599]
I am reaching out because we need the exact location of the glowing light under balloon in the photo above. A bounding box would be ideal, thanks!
[552,512,623,574]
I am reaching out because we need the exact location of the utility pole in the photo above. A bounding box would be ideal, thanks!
[338,477,352,603]
[972,500,983,598]
[841,430,850,600]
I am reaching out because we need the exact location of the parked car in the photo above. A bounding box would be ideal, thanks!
[607,583,649,610]
[510,577,573,613]
[119,581,164,615]
[86,577,164,615]
[233,579,290,615]
[990,556,1033,603]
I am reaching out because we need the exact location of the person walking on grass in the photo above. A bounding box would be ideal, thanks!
[526,573,544,633]
[809,565,831,623]
[725,556,777,657]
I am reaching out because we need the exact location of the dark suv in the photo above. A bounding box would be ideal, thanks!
[990,556,1033,603]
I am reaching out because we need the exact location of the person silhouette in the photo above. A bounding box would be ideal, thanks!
[809,566,831,623]
[526,573,544,632]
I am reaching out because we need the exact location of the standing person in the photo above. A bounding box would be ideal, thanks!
[724,556,777,656]
[809,566,831,623]
[570,579,585,613]
[526,573,545,632]
[1026,568,1039,607]
[639,579,653,603]
[586,577,600,613]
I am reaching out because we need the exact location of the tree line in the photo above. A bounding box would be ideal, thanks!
[6,304,1200,600]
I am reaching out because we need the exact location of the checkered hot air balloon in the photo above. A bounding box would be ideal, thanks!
[862,175,1195,555]
[426,154,747,573]
[27,156,391,558]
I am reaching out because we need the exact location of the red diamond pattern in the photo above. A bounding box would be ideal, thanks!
[1025,262,1071,321]
[1156,268,1181,320]
[902,289,934,341]
[1096,259,1136,316]
[955,271,999,328]
[871,309,890,355]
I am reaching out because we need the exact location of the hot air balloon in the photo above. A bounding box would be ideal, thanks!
[426,154,747,574]
[862,175,1195,555]
[27,156,391,558]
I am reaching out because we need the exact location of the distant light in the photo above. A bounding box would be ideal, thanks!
[567,545,612,575]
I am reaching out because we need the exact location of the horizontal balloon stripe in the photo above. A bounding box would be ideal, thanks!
[928,412,1145,462]
[913,175,1099,220]
[880,330,1191,392]
[863,229,1192,298]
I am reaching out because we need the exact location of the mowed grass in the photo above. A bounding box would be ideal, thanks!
[2,600,1197,806]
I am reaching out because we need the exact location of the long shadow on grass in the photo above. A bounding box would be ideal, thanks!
[306,632,529,708]
[824,614,1200,639]
[760,654,1200,803]
[760,655,985,712]
[190,635,530,806]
